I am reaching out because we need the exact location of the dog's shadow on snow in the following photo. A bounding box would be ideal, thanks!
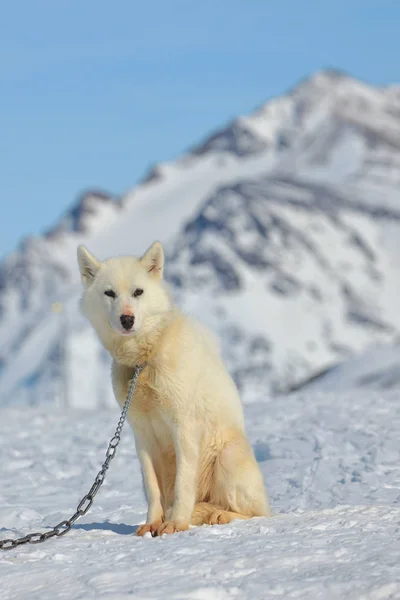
[73,521,138,535]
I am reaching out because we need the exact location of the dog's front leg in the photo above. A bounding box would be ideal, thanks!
[156,424,199,536]
[134,428,164,537]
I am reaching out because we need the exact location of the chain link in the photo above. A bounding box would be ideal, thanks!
[0,364,144,551]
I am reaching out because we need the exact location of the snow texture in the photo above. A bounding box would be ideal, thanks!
[1,387,400,599]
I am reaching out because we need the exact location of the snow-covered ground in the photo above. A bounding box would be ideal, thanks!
[1,388,399,599]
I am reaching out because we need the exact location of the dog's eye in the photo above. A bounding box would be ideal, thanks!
[104,290,116,299]
[133,288,143,298]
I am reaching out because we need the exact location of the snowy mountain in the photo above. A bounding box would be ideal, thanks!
[2,69,400,407]
[298,343,400,393]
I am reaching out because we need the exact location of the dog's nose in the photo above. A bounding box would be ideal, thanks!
[120,314,134,330]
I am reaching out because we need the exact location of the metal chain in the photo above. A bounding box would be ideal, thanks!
[0,364,144,551]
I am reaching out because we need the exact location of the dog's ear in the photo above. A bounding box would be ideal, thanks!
[77,245,101,287]
[140,241,164,279]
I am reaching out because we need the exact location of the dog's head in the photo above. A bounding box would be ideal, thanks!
[77,242,171,339]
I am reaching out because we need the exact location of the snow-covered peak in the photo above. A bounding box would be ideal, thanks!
[189,69,399,172]
[45,190,119,238]
[2,70,400,407]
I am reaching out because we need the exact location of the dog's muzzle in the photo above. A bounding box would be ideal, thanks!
[120,314,134,330]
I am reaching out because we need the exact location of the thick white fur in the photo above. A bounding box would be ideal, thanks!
[77,241,270,536]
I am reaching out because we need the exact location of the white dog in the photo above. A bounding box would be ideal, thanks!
[77,241,270,536]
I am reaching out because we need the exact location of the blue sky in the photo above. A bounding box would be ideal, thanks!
[1,0,400,258]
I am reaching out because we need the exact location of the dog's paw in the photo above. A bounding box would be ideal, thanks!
[136,520,164,537]
[205,510,233,526]
[155,520,189,536]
